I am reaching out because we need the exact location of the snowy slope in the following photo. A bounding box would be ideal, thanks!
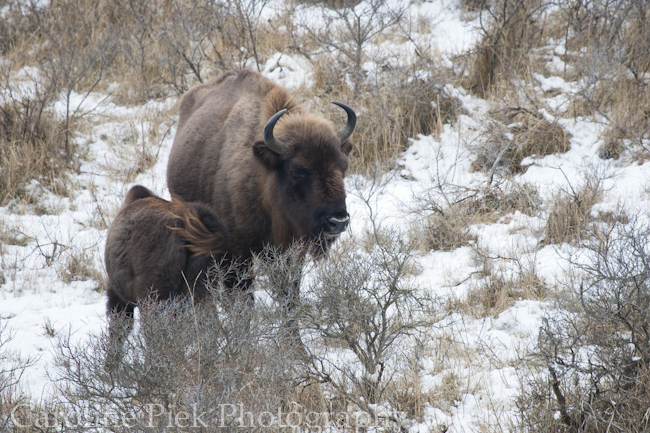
[1,0,649,430]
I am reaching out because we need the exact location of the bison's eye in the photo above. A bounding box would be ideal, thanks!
[291,170,306,180]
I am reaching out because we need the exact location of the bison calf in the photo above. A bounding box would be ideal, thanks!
[104,185,229,367]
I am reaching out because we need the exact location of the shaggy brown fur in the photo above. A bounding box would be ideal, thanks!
[166,70,353,266]
[104,185,229,363]
[167,196,228,258]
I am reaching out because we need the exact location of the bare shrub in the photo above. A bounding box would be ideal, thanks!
[227,0,274,72]
[119,0,274,99]
[0,321,32,431]
[54,283,302,432]
[520,216,650,433]
[1,1,121,205]
[296,0,405,99]
[0,220,29,248]
[155,0,222,93]
[470,107,571,177]
[293,0,363,8]
[543,1,650,158]
[0,62,70,205]
[294,0,464,171]
[0,1,34,56]
[101,111,165,183]
[465,0,549,97]
[254,245,306,334]
[105,0,278,101]
[106,0,163,101]
[50,228,443,432]
[7,0,461,174]
[463,0,650,158]
[7,0,280,105]
[31,1,117,154]
[299,228,441,429]
[543,175,602,245]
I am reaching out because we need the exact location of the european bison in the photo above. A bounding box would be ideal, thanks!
[104,185,229,362]
[166,70,356,298]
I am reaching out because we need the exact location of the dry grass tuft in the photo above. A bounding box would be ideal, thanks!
[471,107,571,175]
[414,182,541,253]
[456,242,548,318]
[461,182,541,220]
[459,0,487,13]
[466,268,547,318]
[416,210,478,253]
[100,105,175,183]
[543,178,601,246]
[3,0,292,106]
[598,134,624,160]
[292,0,363,8]
[416,330,482,419]
[0,221,29,248]
[604,79,650,154]
[59,248,106,292]
[428,370,464,413]
[385,364,434,422]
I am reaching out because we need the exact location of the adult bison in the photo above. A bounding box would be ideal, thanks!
[166,70,356,294]
[104,185,230,366]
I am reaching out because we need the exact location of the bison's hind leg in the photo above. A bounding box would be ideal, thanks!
[104,289,136,372]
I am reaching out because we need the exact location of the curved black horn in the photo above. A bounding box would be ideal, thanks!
[332,101,356,144]
[263,109,288,155]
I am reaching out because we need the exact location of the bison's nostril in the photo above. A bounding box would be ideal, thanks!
[326,215,349,234]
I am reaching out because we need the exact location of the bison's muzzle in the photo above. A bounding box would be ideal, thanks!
[326,213,350,234]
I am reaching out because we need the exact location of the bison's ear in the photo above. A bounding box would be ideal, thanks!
[340,140,353,157]
[253,141,282,169]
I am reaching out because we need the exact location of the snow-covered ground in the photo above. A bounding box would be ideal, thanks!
[1,0,649,430]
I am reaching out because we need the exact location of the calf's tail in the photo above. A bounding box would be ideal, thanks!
[168,197,229,257]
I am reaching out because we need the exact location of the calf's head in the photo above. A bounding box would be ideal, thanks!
[253,102,356,252]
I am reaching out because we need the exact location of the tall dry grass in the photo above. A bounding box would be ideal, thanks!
[310,56,463,173]
[0,61,70,205]
[464,0,548,98]
[543,176,601,246]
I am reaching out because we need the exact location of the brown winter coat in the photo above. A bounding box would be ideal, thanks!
[166,70,355,262]
[105,185,229,318]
